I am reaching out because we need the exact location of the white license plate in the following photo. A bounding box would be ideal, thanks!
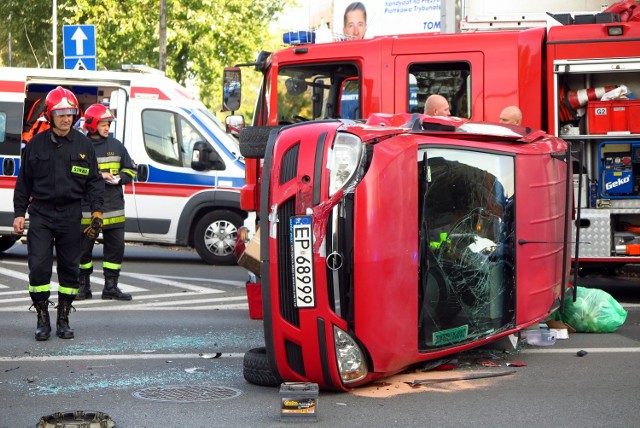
[290,216,315,308]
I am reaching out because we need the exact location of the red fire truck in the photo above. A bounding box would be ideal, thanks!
[223,1,639,389]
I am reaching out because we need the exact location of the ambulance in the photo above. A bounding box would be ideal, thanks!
[0,66,248,264]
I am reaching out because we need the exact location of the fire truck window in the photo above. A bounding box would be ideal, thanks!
[277,63,360,122]
[141,109,181,167]
[417,148,515,351]
[409,62,471,117]
[340,79,360,120]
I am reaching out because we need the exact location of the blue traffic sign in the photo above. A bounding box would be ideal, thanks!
[63,25,96,70]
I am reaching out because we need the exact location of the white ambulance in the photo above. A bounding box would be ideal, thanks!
[0,66,248,264]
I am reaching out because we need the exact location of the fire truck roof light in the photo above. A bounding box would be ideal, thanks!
[607,25,623,36]
[283,31,316,46]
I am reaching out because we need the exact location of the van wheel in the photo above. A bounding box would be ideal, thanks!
[243,347,282,387]
[194,211,243,265]
[0,236,18,253]
[239,126,280,159]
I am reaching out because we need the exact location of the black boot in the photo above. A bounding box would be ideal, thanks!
[76,272,92,300]
[32,300,52,341]
[102,277,132,301]
[56,301,75,339]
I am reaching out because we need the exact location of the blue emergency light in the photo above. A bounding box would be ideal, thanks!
[283,31,316,46]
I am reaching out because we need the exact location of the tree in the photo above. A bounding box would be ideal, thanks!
[0,0,291,115]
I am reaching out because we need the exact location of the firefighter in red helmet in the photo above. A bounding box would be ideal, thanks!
[77,103,137,301]
[13,86,104,341]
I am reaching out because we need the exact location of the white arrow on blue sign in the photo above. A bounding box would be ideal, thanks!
[63,25,96,70]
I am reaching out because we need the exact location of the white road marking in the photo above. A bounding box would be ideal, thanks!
[0,353,245,362]
[523,347,640,353]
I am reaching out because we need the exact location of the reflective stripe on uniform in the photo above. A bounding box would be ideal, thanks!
[103,261,122,270]
[80,261,93,270]
[58,286,78,296]
[121,168,137,179]
[29,284,51,293]
[82,209,125,222]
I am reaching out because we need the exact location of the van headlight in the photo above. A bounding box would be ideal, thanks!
[333,326,368,384]
[328,133,364,196]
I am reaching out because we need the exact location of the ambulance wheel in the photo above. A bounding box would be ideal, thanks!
[243,347,282,387]
[194,210,243,265]
[0,236,18,253]
[238,126,280,159]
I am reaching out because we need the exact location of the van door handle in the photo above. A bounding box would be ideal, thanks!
[137,164,149,182]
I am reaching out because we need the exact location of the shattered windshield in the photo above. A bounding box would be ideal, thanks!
[417,148,516,350]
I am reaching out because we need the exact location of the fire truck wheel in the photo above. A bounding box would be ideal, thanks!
[194,210,243,265]
[243,347,283,387]
[239,126,281,159]
[0,236,18,253]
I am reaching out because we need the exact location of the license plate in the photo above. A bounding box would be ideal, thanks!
[290,216,315,308]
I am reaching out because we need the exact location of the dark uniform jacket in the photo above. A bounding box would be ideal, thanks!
[81,135,137,229]
[14,129,104,217]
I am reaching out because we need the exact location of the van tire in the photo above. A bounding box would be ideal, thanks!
[194,210,243,265]
[0,236,18,253]
[239,126,280,159]
[243,347,282,387]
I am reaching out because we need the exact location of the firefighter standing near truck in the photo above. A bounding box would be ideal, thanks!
[77,104,136,301]
[13,86,104,341]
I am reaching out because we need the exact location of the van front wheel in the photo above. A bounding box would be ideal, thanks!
[194,211,243,265]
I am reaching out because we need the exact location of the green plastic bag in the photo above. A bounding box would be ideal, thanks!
[557,286,628,333]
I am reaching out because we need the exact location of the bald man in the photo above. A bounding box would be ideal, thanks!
[424,94,451,116]
[499,106,522,126]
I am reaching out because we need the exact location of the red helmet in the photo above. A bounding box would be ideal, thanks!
[45,86,79,121]
[84,104,115,134]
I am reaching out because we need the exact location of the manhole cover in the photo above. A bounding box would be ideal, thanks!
[132,385,242,403]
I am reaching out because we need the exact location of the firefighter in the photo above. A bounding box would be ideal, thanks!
[424,94,451,116]
[13,86,104,341]
[499,106,523,126]
[77,104,137,301]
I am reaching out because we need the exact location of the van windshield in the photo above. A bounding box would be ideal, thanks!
[417,148,516,350]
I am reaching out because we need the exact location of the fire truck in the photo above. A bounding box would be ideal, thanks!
[224,0,639,389]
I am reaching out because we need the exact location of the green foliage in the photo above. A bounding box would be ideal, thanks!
[0,0,292,118]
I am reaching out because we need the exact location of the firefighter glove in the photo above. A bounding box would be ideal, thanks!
[83,211,103,239]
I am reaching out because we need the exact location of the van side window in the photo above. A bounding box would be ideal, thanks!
[0,102,24,156]
[409,62,471,117]
[142,110,181,167]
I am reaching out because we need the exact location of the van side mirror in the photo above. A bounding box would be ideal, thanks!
[191,141,226,171]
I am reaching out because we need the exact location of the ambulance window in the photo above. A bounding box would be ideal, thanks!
[178,118,206,168]
[409,62,471,117]
[141,110,181,167]
[0,102,23,156]
[0,113,6,143]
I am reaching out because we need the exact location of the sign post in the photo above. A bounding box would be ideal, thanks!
[63,25,96,70]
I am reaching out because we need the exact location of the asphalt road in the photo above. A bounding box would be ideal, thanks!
[0,242,639,427]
